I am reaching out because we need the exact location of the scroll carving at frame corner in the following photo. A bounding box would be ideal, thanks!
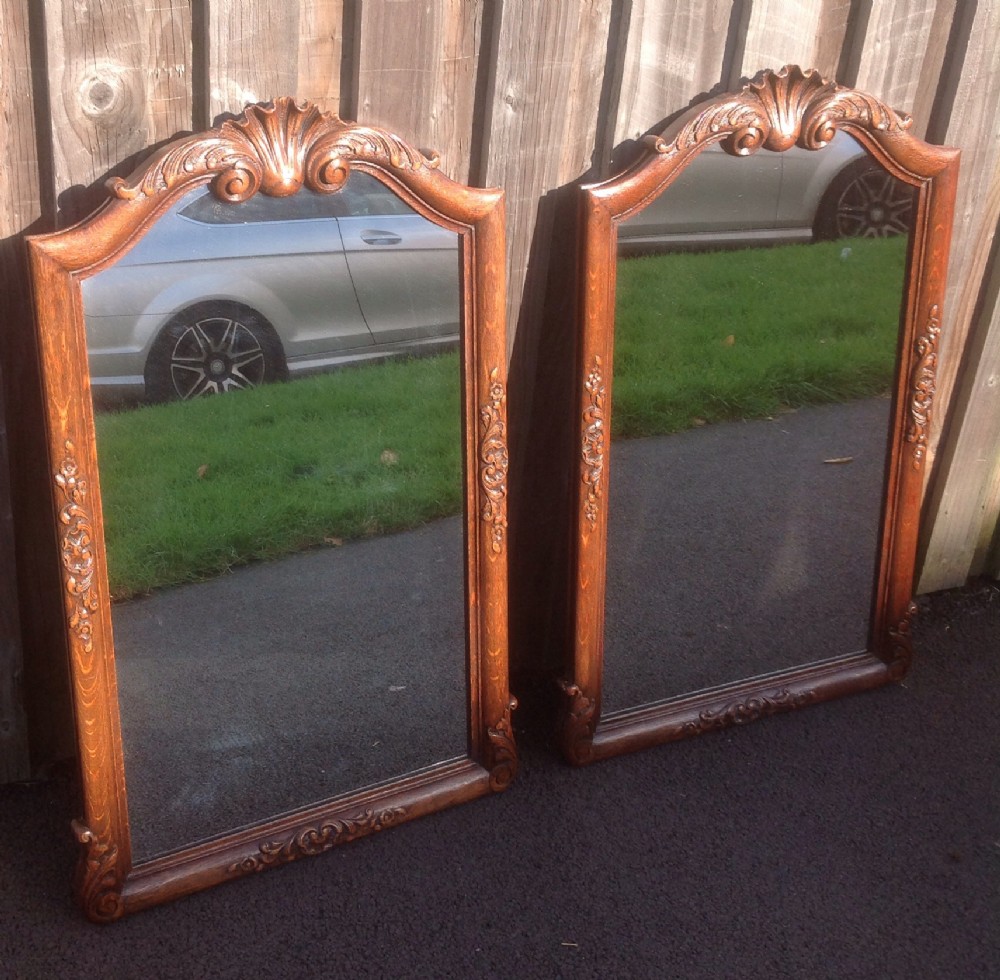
[650,65,912,160]
[887,601,918,679]
[109,96,441,204]
[487,696,519,791]
[677,688,818,738]
[54,442,99,655]
[72,820,125,923]
[582,356,606,528]
[228,806,409,876]
[557,679,597,764]
[906,305,942,469]
[479,368,509,555]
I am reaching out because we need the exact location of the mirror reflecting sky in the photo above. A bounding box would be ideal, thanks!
[603,135,911,711]
[84,178,468,861]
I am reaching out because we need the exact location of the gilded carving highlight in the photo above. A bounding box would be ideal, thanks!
[479,368,509,555]
[55,442,99,654]
[582,356,606,528]
[906,305,941,469]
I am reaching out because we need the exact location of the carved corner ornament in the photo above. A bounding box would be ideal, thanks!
[906,305,942,469]
[581,356,606,528]
[887,601,918,679]
[557,679,597,764]
[487,696,519,790]
[648,64,911,160]
[108,97,440,204]
[479,368,509,555]
[72,820,125,923]
[228,806,409,876]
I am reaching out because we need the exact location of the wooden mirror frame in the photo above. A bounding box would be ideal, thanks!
[27,98,515,921]
[559,66,959,765]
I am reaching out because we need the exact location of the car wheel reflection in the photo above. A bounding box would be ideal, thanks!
[144,301,288,401]
[815,161,914,240]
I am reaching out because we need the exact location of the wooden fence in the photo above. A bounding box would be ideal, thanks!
[1,0,998,779]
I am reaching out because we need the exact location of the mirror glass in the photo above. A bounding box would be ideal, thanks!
[603,133,913,711]
[82,174,467,861]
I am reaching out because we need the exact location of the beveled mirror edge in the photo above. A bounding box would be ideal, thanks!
[559,65,960,766]
[26,97,515,921]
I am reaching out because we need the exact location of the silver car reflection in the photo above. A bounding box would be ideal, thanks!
[83,172,460,401]
[618,131,913,253]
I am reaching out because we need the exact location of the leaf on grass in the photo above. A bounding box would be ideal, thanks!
[380,449,399,466]
[197,464,209,479]
[323,536,344,547]
[722,334,736,346]
[692,418,707,427]
[823,456,854,465]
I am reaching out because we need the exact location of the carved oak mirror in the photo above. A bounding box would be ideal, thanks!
[28,98,515,920]
[560,66,959,764]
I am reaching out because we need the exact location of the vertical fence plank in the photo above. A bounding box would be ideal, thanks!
[853,0,956,137]
[0,0,37,780]
[356,0,482,182]
[613,0,733,146]
[45,0,192,222]
[208,1,300,119]
[918,0,1000,591]
[298,0,344,113]
[740,0,847,78]
[483,0,613,345]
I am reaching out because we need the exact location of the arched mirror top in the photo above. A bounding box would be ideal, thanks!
[36,96,503,277]
[585,65,957,222]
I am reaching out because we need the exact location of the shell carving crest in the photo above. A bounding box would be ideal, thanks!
[110,97,440,202]
[651,65,912,159]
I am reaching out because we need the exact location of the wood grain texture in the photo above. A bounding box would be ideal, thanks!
[0,0,35,780]
[297,0,344,113]
[356,0,482,183]
[918,0,1000,591]
[613,0,733,146]
[853,0,956,138]
[44,0,192,223]
[208,1,299,120]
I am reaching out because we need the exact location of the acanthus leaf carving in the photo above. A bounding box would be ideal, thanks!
[487,696,518,790]
[228,806,408,875]
[72,820,125,923]
[649,65,911,160]
[678,688,818,737]
[109,97,440,203]
[906,305,941,469]
[479,368,509,555]
[581,355,606,528]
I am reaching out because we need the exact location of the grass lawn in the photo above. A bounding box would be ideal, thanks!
[97,236,907,598]
[612,236,907,438]
[96,353,461,599]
